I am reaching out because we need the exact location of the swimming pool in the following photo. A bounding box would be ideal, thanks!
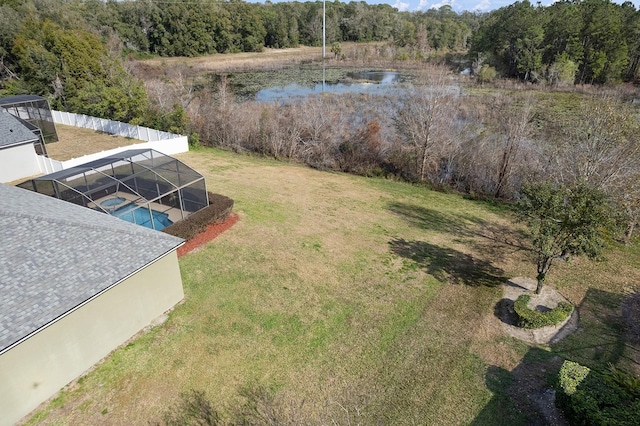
[113,204,173,230]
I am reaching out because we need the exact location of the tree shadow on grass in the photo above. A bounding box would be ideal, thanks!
[621,292,640,373]
[387,201,483,237]
[493,297,518,326]
[551,288,634,370]
[471,348,567,426]
[387,201,530,259]
[389,237,504,287]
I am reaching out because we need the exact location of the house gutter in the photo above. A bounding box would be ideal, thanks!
[0,242,184,356]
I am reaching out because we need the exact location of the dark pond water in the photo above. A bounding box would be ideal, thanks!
[255,70,405,102]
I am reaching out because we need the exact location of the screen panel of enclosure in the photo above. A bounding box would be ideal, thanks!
[0,95,58,156]
[17,149,208,231]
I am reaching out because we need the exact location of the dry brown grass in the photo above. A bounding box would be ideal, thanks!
[23,149,527,425]
[135,46,324,77]
[46,125,140,161]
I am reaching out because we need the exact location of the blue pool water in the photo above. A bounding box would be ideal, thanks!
[100,197,126,207]
[113,204,173,230]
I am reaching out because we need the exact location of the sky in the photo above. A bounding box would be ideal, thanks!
[386,0,640,13]
[251,0,640,14]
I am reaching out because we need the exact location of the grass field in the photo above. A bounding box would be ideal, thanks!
[25,148,640,425]
[47,125,139,161]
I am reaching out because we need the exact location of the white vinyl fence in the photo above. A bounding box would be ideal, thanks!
[36,111,189,174]
[52,111,186,143]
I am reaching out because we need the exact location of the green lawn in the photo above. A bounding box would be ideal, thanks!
[27,148,640,425]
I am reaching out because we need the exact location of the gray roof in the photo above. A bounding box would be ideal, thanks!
[0,183,183,354]
[0,109,38,149]
[0,95,47,106]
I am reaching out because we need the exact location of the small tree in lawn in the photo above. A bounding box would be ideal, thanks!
[331,42,342,59]
[516,181,611,294]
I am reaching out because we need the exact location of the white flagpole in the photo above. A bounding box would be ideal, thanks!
[322,0,326,59]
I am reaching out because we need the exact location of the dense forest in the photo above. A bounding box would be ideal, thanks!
[0,0,480,126]
[1,0,638,105]
[471,0,640,84]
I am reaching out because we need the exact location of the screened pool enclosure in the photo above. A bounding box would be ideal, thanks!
[0,95,58,156]
[18,149,208,231]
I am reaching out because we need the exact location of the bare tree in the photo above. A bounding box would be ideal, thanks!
[545,98,639,188]
[145,66,198,112]
[297,96,345,170]
[393,67,458,183]
[543,98,640,240]
[279,105,305,159]
[615,176,640,244]
[492,95,535,199]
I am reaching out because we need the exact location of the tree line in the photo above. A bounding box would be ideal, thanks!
[0,0,477,129]
[0,0,476,59]
[471,0,640,84]
[92,0,476,56]
[1,0,639,123]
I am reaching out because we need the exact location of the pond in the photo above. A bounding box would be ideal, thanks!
[256,70,404,102]
[219,67,410,102]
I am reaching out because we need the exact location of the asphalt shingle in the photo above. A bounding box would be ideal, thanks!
[0,109,38,149]
[0,183,183,353]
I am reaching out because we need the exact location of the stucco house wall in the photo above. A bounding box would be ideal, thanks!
[0,142,40,183]
[0,252,184,426]
[0,183,185,426]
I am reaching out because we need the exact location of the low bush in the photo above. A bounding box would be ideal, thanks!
[558,361,591,395]
[513,294,574,328]
[162,192,234,241]
[607,364,640,398]
[556,361,640,425]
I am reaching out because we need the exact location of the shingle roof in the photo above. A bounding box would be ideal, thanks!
[0,109,38,149]
[0,183,183,354]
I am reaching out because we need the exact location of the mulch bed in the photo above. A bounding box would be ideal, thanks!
[177,213,238,258]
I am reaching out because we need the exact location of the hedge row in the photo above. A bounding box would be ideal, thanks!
[513,294,574,329]
[557,361,640,425]
[162,192,234,241]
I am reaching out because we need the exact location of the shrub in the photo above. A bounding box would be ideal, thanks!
[162,192,233,241]
[556,361,640,425]
[513,294,574,328]
[476,64,497,84]
[607,364,640,398]
[558,361,591,395]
